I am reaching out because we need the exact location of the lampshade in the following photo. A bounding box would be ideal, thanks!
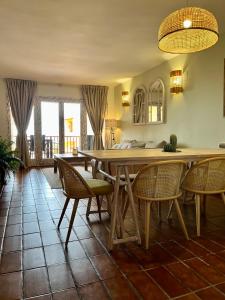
[158,7,219,54]
[122,91,130,106]
[170,70,183,94]
[105,119,118,129]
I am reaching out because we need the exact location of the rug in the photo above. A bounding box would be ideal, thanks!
[42,167,92,189]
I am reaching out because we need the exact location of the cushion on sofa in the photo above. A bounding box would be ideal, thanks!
[145,141,158,149]
[111,143,132,149]
[130,141,146,148]
[120,143,132,149]
[112,140,166,150]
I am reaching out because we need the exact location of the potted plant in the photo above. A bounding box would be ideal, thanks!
[0,137,22,197]
[163,134,178,152]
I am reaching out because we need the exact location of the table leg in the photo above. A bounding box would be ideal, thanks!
[53,159,57,173]
[84,159,88,171]
[108,165,141,250]
[108,166,121,250]
[93,159,98,179]
[124,166,141,245]
[117,191,126,238]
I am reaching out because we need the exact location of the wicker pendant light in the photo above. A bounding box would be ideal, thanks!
[158,7,219,54]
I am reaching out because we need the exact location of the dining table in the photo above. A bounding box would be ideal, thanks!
[79,148,225,250]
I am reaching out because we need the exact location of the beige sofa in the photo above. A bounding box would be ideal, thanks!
[111,140,166,150]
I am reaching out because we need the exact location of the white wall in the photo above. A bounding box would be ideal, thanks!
[0,81,114,139]
[114,34,225,148]
[38,83,82,99]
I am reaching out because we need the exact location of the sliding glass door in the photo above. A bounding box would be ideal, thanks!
[11,97,93,166]
[41,102,60,159]
[64,103,81,153]
[39,100,82,164]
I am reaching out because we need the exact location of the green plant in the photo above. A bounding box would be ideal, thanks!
[163,134,178,152]
[163,143,176,152]
[0,137,22,185]
[170,134,177,147]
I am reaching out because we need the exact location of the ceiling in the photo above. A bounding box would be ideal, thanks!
[0,0,224,86]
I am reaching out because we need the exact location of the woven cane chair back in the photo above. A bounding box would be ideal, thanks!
[132,160,187,201]
[182,157,225,194]
[57,158,94,199]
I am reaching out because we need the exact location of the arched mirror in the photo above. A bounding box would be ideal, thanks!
[148,79,165,124]
[133,87,147,124]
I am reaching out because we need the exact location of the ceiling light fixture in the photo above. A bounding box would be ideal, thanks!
[158,7,219,54]
[183,19,192,29]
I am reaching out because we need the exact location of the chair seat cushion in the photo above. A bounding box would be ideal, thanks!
[86,179,113,195]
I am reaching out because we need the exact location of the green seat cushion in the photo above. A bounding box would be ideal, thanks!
[86,179,113,195]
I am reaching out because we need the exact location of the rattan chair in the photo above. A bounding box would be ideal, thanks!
[132,160,189,249]
[57,158,113,247]
[182,157,225,236]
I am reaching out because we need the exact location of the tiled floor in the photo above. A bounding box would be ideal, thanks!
[1,169,225,299]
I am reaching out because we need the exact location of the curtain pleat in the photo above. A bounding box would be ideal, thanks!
[81,85,108,150]
[5,79,37,167]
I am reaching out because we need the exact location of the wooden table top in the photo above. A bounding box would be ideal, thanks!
[79,148,225,162]
[54,153,87,159]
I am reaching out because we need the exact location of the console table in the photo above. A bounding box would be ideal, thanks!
[53,153,90,173]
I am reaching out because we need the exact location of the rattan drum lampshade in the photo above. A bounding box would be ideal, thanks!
[158,7,219,54]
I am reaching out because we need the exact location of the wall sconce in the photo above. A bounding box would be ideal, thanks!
[170,70,183,94]
[105,119,119,146]
[122,91,130,106]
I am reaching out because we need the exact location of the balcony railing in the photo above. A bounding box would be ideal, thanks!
[27,135,80,159]
[41,135,59,159]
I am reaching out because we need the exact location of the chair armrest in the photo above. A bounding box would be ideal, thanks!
[99,170,126,186]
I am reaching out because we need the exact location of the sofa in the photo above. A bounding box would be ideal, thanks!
[111,140,166,150]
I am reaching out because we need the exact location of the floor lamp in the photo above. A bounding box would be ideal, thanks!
[105,119,118,148]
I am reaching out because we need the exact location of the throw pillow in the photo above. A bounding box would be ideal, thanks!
[131,141,146,148]
[120,143,132,149]
[145,141,158,149]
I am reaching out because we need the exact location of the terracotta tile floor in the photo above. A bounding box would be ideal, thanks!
[1,169,225,299]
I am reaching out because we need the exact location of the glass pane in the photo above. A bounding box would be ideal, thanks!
[27,108,35,159]
[41,102,59,158]
[87,114,94,150]
[64,103,80,153]
[10,111,17,150]
[149,105,158,122]
[87,115,93,135]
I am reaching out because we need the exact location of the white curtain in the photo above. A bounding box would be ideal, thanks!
[5,79,37,167]
[81,85,108,150]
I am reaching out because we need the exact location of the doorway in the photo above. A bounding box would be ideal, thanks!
[11,97,94,166]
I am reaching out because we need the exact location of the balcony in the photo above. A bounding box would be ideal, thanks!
[27,135,80,159]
